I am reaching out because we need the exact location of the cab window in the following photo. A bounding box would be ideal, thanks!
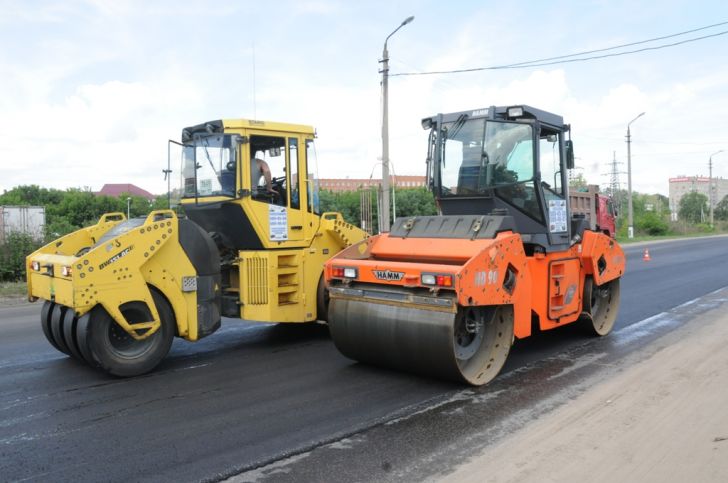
[539,130,564,198]
[289,138,300,209]
[250,135,287,206]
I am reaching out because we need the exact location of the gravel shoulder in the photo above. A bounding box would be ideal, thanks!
[441,305,728,483]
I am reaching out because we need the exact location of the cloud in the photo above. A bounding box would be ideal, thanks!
[0,77,205,194]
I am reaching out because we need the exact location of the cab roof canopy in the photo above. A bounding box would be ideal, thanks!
[422,105,568,132]
[182,119,315,142]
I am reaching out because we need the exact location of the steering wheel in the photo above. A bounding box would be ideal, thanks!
[271,176,286,191]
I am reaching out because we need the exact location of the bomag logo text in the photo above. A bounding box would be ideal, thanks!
[99,246,134,270]
[373,270,405,281]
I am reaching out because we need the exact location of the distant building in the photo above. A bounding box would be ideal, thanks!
[97,184,155,201]
[319,176,426,192]
[668,175,728,221]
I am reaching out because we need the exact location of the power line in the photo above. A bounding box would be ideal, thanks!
[493,20,728,68]
[391,23,728,77]
[579,134,727,146]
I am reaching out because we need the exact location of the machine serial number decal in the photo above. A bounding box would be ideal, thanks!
[475,270,499,286]
[373,270,405,281]
[99,246,134,270]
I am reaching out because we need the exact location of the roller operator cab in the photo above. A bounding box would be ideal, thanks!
[26,119,367,377]
[325,105,625,386]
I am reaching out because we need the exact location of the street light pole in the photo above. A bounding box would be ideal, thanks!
[709,149,724,227]
[626,112,645,239]
[380,15,414,233]
[126,197,131,219]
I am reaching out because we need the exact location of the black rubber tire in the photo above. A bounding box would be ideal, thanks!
[61,308,84,361]
[49,304,71,356]
[40,300,63,353]
[75,310,96,365]
[87,290,175,377]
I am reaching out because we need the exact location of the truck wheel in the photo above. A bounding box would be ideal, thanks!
[87,290,175,377]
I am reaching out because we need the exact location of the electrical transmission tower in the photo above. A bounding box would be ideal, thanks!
[607,151,623,204]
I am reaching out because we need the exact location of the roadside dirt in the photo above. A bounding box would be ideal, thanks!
[441,308,728,483]
[0,296,29,307]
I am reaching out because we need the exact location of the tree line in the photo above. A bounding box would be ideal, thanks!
[0,186,168,281]
[0,185,437,281]
[1,182,724,281]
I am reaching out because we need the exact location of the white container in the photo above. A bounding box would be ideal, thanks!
[0,206,46,243]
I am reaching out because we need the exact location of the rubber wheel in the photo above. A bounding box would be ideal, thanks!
[61,309,84,361]
[581,277,621,336]
[87,290,175,377]
[40,300,64,353]
[49,304,71,356]
[75,310,96,365]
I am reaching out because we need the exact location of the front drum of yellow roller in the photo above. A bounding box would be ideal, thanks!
[328,297,514,386]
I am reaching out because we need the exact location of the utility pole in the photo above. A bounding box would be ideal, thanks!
[380,15,414,233]
[709,149,724,227]
[626,112,645,239]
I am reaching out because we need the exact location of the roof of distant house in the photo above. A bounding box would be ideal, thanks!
[97,184,155,200]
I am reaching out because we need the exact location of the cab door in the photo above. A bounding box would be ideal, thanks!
[286,137,305,242]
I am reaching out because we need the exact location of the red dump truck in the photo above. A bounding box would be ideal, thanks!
[569,185,617,238]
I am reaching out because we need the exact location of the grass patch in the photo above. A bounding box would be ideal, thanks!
[0,281,27,298]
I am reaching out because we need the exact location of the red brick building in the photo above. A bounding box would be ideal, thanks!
[319,176,426,192]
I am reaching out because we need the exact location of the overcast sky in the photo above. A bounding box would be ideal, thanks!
[1,0,727,196]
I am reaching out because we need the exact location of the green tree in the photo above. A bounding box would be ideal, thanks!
[319,189,362,226]
[568,172,588,190]
[0,233,41,281]
[319,187,437,232]
[714,194,728,221]
[678,191,708,224]
[394,187,437,218]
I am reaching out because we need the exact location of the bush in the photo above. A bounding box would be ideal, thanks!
[636,212,669,236]
[0,233,41,282]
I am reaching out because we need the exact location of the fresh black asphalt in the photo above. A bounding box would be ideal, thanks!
[1,236,727,482]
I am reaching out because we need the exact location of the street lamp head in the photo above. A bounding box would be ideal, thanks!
[385,15,415,46]
[628,112,645,127]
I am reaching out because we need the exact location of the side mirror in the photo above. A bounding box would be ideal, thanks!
[565,140,575,169]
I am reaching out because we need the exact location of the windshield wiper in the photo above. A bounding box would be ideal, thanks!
[201,138,217,173]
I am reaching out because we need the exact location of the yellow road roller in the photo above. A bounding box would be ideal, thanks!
[27,119,367,376]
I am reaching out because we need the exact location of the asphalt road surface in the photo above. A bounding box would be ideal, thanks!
[2,236,728,482]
